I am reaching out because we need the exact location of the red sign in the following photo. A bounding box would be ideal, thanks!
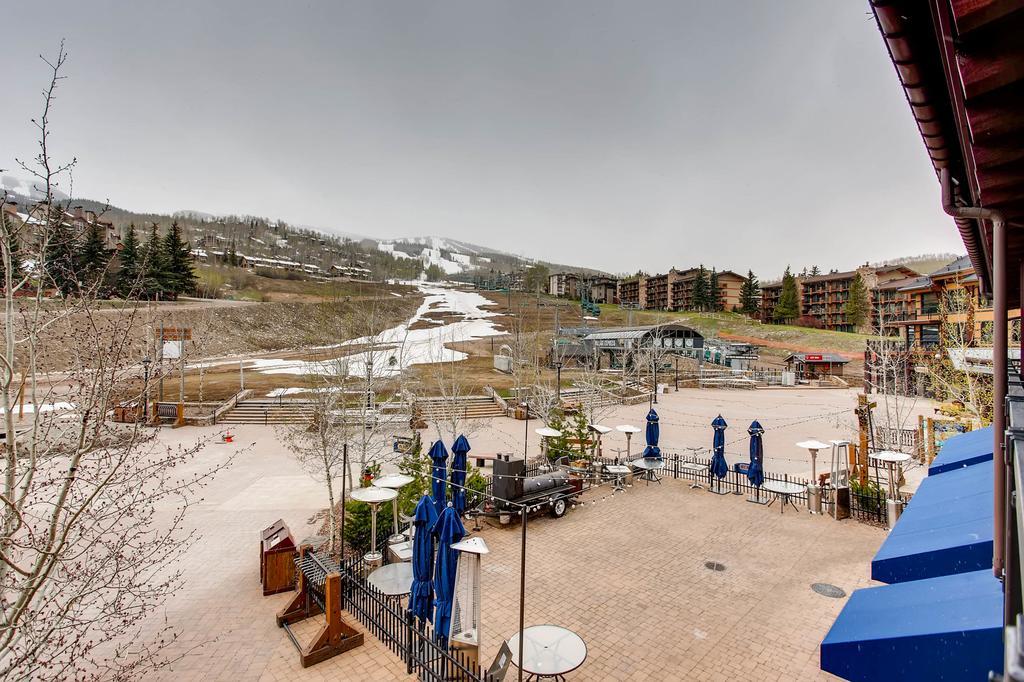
[804,354,823,361]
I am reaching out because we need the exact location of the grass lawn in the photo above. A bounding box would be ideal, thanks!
[595,303,872,356]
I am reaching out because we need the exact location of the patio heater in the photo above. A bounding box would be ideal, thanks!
[449,536,490,669]
[796,440,830,515]
[828,440,852,520]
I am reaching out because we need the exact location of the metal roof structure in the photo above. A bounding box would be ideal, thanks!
[581,323,702,343]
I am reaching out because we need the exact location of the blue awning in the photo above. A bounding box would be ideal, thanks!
[872,460,992,583]
[821,570,1002,682]
[929,426,994,475]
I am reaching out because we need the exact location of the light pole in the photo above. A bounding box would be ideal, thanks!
[521,401,529,460]
[141,356,152,421]
[674,357,679,391]
[652,356,658,405]
[554,361,563,403]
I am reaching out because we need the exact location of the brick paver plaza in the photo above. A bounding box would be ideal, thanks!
[146,415,885,681]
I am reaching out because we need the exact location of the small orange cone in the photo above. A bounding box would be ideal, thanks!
[223,431,233,443]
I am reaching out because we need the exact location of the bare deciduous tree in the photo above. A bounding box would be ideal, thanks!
[1,45,233,679]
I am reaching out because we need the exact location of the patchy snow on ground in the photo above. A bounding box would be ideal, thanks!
[265,387,307,398]
[0,401,75,415]
[252,284,504,379]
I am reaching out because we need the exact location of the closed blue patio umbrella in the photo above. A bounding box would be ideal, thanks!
[641,408,661,459]
[410,495,438,622]
[432,504,466,646]
[747,420,765,501]
[450,435,470,515]
[710,415,729,494]
[428,440,449,516]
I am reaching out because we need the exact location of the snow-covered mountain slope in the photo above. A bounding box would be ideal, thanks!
[1,175,70,202]
[375,235,532,275]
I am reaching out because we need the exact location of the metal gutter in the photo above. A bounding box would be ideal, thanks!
[942,167,1008,581]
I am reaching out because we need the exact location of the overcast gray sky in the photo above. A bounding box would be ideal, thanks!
[1,1,962,277]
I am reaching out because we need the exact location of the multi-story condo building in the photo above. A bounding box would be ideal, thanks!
[548,272,580,299]
[588,276,618,304]
[799,265,917,332]
[617,276,644,307]
[617,267,746,311]
[898,256,1021,349]
[871,276,919,335]
[758,279,789,321]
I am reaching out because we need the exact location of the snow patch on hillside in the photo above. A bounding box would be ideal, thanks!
[251,284,503,380]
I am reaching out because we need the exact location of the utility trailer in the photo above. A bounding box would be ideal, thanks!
[468,453,584,520]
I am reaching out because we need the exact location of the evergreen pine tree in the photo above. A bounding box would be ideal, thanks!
[0,211,25,288]
[845,271,870,330]
[709,268,722,311]
[740,269,760,314]
[78,219,109,289]
[691,265,710,311]
[162,221,197,298]
[810,265,821,276]
[227,239,238,267]
[141,223,170,299]
[44,211,80,297]
[117,223,141,297]
[774,266,799,322]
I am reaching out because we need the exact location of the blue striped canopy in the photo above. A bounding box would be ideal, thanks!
[431,505,465,646]
[710,414,728,480]
[428,440,449,516]
[450,435,470,514]
[747,420,765,488]
[642,408,661,459]
[410,495,438,621]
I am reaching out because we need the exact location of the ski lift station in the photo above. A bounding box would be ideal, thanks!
[581,323,704,367]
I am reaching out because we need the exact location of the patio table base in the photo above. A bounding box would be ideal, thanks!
[707,479,730,495]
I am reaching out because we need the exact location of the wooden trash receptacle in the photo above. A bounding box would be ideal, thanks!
[260,519,297,596]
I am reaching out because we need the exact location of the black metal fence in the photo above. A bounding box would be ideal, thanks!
[338,556,498,681]
[848,486,888,523]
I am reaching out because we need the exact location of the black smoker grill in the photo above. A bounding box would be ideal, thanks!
[474,454,584,520]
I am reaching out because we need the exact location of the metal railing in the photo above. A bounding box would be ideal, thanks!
[338,556,498,681]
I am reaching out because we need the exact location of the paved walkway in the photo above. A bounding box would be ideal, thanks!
[136,423,883,681]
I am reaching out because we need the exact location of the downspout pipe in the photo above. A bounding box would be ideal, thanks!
[941,167,1008,580]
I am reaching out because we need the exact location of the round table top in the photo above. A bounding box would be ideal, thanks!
[535,427,562,438]
[508,625,587,677]
[869,451,912,464]
[616,424,641,434]
[796,440,831,451]
[367,562,413,596]
[350,486,399,504]
[605,464,632,474]
[588,424,612,434]
[762,480,805,495]
[631,458,664,471]
[373,474,415,489]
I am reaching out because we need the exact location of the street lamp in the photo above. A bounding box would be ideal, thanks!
[141,356,152,421]
[553,361,563,403]
[652,356,658,405]
[521,402,529,460]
